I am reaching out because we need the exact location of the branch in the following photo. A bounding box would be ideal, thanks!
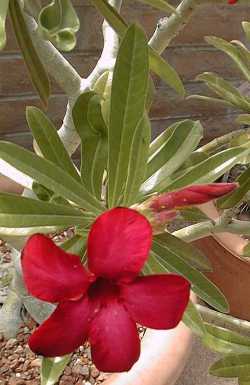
[58,0,123,154]
[149,0,249,55]
[173,218,250,242]
[149,0,197,54]
[197,304,250,337]
[86,0,123,86]
[25,14,82,97]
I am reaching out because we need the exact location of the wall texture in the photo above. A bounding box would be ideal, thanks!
[0,1,249,151]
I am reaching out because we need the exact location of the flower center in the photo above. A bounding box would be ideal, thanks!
[88,277,120,306]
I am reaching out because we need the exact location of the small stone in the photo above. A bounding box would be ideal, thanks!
[72,364,89,377]
[5,338,17,348]
[14,346,23,354]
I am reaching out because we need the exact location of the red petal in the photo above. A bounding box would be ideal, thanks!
[22,234,92,303]
[29,296,92,357]
[89,300,140,372]
[121,274,190,329]
[150,183,237,211]
[87,208,152,280]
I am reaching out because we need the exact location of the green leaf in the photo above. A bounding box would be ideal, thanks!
[90,0,184,95]
[159,147,249,194]
[183,300,206,337]
[0,193,92,227]
[197,72,250,112]
[26,107,81,182]
[205,36,250,83]
[38,0,80,52]
[0,0,9,50]
[155,232,211,271]
[179,206,209,223]
[218,166,250,209]
[236,114,250,125]
[41,355,72,385]
[146,120,203,181]
[135,0,176,13]
[149,48,185,96]
[148,122,176,158]
[210,354,250,378]
[239,377,250,385]
[122,114,151,206]
[9,0,50,107]
[72,92,108,199]
[60,234,87,255]
[141,120,203,195]
[108,24,149,207]
[243,21,250,42]
[203,323,250,355]
[0,141,103,213]
[152,242,229,313]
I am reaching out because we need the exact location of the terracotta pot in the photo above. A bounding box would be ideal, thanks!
[194,202,250,321]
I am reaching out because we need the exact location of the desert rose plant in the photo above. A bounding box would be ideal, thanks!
[1,0,250,384]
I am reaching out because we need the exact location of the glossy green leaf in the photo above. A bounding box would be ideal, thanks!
[218,166,250,209]
[9,0,50,107]
[148,122,177,158]
[149,48,185,96]
[38,0,79,51]
[146,120,203,181]
[152,242,229,313]
[61,233,87,254]
[182,300,206,337]
[0,0,9,50]
[210,354,250,378]
[0,141,103,213]
[90,0,184,95]
[197,72,250,112]
[243,22,250,42]
[187,94,232,107]
[239,377,250,385]
[26,107,80,182]
[72,92,108,199]
[179,206,209,223]
[155,232,211,271]
[122,114,151,206]
[136,0,176,13]
[203,323,250,355]
[141,120,203,195]
[0,193,92,227]
[108,24,149,207]
[159,147,249,194]
[41,355,72,385]
[236,114,250,125]
[206,36,250,83]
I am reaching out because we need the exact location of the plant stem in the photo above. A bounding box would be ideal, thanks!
[86,0,123,86]
[197,304,250,337]
[173,218,250,242]
[149,0,197,54]
[24,14,82,98]
[197,128,250,154]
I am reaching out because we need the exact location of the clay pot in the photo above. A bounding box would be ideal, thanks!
[195,202,250,321]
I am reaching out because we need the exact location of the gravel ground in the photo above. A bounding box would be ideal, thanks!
[0,318,110,385]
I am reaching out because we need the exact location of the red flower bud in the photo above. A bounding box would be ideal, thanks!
[149,183,238,212]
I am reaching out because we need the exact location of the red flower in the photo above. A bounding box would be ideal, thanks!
[228,0,238,3]
[21,208,190,372]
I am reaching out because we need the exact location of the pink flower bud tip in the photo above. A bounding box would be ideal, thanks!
[149,183,238,212]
